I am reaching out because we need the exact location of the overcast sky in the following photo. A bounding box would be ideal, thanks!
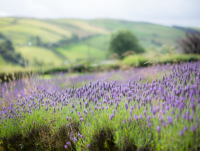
[0,0,200,27]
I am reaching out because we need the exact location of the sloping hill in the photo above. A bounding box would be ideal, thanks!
[0,17,196,68]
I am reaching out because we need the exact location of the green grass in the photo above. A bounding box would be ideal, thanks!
[0,17,187,49]
[0,55,25,74]
[0,17,15,26]
[56,43,106,62]
[0,55,6,65]
[0,17,197,70]
[17,19,71,37]
[0,24,63,44]
[88,35,110,51]
[89,19,185,48]
[0,63,26,74]
[15,46,64,66]
[122,53,200,67]
[53,19,110,35]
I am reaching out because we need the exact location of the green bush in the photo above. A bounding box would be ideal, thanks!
[109,30,145,59]
[123,53,200,67]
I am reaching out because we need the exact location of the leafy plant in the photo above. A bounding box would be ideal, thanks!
[109,30,145,59]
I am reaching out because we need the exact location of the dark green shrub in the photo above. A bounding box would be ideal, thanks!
[178,32,200,54]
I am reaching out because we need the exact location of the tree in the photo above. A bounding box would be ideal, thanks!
[109,30,144,59]
[0,33,26,66]
[178,32,200,54]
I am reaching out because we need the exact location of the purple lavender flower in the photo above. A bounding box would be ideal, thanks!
[66,142,71,145]
[156,126,161,132]
[176,114,180,121]
[87,144,90,148]
[125,103,128,110]
[159,115,164,122]
[189,115,193,122]
[148,122,152,128]
[171,110,175,115]
[74,137,78,143]
[161,121,167,128]
[123,120,126,124]
[190,126,196,132]
[78,133,83,138]
[183,114,187,120]
[64,145,68,149]
[147,115,151,122]
[167,116,173,124]
[179,130,184,136]
[134,115,138,121]
[109,114,114,120]
[184,126,188,131]
[190,102,196,112]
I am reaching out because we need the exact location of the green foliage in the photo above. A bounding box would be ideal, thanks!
[123,53,200,67]
[109,30,145,59]
[0,33,26,66]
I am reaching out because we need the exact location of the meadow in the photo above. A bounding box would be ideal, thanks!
[0,17,189,69]
[0,61,200,151]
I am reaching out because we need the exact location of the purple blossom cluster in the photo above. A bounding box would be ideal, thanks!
[0,62,200,149]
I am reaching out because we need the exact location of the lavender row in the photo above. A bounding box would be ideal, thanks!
[0,62,199,150]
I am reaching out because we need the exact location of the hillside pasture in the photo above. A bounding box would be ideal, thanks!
[56,43,106,62]
[15,46,64,66]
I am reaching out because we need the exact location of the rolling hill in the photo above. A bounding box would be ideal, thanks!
[0,17,198,71]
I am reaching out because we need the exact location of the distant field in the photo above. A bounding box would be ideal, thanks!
[15,46,64,66]
[56,43,106,62]
[0,17,188,48]
[0,17,199,68]
[89,19,185,47]
[54,19,110,35]
[88,35,110,51]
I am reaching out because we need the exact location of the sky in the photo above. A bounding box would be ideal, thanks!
[0,0,200,27]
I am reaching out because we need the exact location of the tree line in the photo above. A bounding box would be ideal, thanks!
[0,33,26,66]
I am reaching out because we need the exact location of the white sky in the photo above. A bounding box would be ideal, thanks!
[0,0,200,27]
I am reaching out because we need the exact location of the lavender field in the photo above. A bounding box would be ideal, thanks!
[0,62,200,151]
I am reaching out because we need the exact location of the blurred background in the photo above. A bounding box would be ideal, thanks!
[0,0,200,77]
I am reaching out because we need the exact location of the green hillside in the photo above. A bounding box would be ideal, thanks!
[0,17,196,69]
